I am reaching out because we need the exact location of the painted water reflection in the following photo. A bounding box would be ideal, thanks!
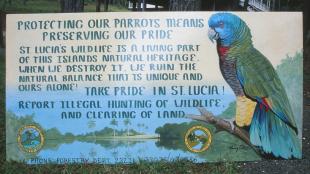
[33,139,203,164]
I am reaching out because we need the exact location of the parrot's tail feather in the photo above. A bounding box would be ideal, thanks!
[250,104,302,159]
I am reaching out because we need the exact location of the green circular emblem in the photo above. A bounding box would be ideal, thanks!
[184,126,212,153]
[17,125,44,153]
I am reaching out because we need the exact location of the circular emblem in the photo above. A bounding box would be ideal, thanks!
[184,126,212,153]
[17,125,44,153]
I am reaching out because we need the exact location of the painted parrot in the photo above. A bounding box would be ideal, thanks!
[207,13,301,159]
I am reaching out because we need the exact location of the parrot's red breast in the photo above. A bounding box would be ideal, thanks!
[217,45,230,58]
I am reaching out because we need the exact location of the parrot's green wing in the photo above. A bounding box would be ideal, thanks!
[235,48,297,131]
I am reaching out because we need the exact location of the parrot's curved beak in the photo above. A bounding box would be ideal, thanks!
[208,28,219,43]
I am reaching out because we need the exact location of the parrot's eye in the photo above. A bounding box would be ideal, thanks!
[219,22,224,28]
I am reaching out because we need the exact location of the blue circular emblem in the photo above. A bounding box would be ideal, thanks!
[17,125,44,153]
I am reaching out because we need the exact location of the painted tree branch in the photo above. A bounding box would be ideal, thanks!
[187,107,263,157]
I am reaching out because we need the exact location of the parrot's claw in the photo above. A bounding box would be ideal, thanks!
[223,118,235,133]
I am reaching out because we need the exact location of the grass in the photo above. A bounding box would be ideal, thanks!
[1,159,239,174]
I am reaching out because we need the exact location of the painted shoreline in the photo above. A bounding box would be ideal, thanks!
[81,134,160,140]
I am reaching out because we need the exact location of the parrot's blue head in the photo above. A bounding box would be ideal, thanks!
[208,13,252,47]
